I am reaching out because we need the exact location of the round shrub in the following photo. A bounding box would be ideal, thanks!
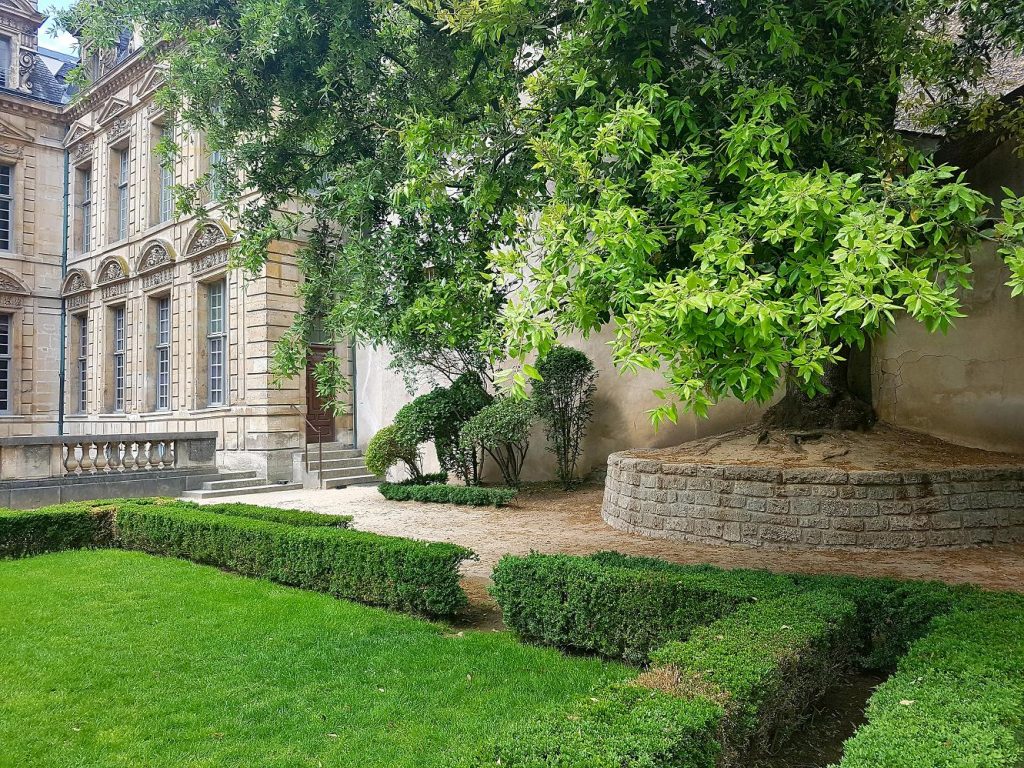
[534,346,598,488]
[394,373,492,485]
[459,397,535,487]
[365,424,422,480]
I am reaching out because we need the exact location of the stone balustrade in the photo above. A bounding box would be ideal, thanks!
[0,432,218,483]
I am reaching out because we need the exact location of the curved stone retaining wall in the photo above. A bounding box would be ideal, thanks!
[602,453,1024,549]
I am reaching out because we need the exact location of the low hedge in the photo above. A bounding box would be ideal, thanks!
[197,501,352,528]
[838,606,1024,768]
[491,553,792,663]
[112,502,473,616]
[379,482,517,507]
[0,504,115,558]
[464,682,723,768]
[651,590,859,762]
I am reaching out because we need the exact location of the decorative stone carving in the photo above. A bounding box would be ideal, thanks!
[67,293,89,310]
[17,50,33,93]
[101,282,129,300]
[142,267,173,290]
[0,294,25,308]
[140,243,170,271]
[0,143,23,159]
[73,141,93,161]
[0,273,28,294]
[63,272,89,295]
[186,223,228,256]
[107,119,131,143]
[97,259,128,285]
[189,248,229,275]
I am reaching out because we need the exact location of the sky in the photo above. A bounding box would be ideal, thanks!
[37,0,79,57]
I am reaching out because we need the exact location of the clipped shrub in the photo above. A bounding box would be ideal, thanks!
[110,501,473,616]
[365,424,422,480]
[390,472,449,487]
[491,553,794,663]
[533,346,598,488]
[467,682,722,768]
[200,502,352,528]
[394,373,492,485]
[0,503,115,558]
[838,606,1024,768]
[459,396,534,487]
[379,482,517,507]
[651,590,859,760]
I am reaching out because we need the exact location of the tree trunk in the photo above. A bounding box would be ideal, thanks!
[761,344,876,431]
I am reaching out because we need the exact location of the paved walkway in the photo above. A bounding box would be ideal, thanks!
[194,483,1024,593]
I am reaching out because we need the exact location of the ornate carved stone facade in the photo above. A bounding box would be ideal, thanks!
[0,0,351,480]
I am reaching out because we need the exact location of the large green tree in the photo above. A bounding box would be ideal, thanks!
[64,0,1024,426]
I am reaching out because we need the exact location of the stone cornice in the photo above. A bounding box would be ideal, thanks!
[64,46,164,122]
[0,91,65,123]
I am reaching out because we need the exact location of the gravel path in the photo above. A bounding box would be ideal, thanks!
[193,483,1024,593]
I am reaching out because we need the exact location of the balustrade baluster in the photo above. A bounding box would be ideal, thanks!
[148,441,161,469]
[108,441,123,472]
[94,441,109,472]
[162,440,176,469]
[63,442,80,475]
[123,441,137,472]
[79,441,95,474]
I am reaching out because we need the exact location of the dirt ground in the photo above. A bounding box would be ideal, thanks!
[195,482,1024,619]
[629,423,1024,470]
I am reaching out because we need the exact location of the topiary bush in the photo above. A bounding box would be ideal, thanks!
[533,346,598,488]
[379,482,517,507]
[459,396,535,488]
[394,373,492,485]
[365,424,423,480]
[200,502,352,528]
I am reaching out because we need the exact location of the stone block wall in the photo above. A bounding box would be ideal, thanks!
[602,454,1024,549]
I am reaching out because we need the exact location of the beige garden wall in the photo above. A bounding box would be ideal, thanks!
[355,328,766,483]
[872,141,1024,455]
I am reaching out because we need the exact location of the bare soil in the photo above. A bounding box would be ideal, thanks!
[626,424,1024,470]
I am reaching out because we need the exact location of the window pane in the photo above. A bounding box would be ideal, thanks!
[113,307,125,412]
[0,165,11,251]
[0,313,11,412]
[77,315,88,412]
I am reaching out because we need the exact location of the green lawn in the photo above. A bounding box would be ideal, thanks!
[0,549,627,768]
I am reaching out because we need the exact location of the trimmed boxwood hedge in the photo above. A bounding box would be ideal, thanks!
[0,499,472,617]
[464,682,723,768]
[652,590,858,761]
[491,552,794,663]
[0,503,115,558]
[113,502,473,615]
[838,606,1024,768]
[379,482,517,507]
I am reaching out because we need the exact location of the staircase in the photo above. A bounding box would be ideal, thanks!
[181,471,302,500]
[300,442,378,489]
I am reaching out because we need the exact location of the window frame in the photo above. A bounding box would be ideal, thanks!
[79,166,93,253]
[0,313,11,414]
[0,36,11,89]
[0,163,13,252]
[76,313,88,413]
[112,304,126,412]
[154,295,171,410]
[116,146,130,241]
[206,279,226,407]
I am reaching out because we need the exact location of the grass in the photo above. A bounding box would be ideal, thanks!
[0,549,627,768]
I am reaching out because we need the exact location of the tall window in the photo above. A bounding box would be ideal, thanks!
[208,149,224,202]
[206,280,226,406]
[0,164,12,251]
[155,296,170,410]
[156,128,173,223]
[0,313,11,413]
[76,314,88,413]
[116,147,130,241]
[80,167,92,252]
[0,37,10,88]
[112,305,126,412]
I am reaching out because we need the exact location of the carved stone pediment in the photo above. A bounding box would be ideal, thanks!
[136,239,176,274]
[96,257,129,286]
[61,269,91,296]
[185,222,229,257]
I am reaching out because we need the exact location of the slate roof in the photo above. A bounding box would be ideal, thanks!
[0,48,77,106]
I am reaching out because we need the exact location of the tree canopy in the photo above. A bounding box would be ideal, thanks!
[63,0,1024,421]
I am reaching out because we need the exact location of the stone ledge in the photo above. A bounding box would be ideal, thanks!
[602,453,1024,550]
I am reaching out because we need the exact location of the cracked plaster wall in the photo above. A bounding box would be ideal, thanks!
[872,141,1024,454]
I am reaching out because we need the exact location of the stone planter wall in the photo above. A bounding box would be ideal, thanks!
[601,453,1024,549]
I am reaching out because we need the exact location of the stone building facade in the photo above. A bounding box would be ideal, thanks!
[0,3,351,481]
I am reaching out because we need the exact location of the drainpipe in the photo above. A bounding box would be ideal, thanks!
[349,338,357,449]
[57,148,70,436]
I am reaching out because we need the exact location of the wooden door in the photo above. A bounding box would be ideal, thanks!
[305,346,336,443]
